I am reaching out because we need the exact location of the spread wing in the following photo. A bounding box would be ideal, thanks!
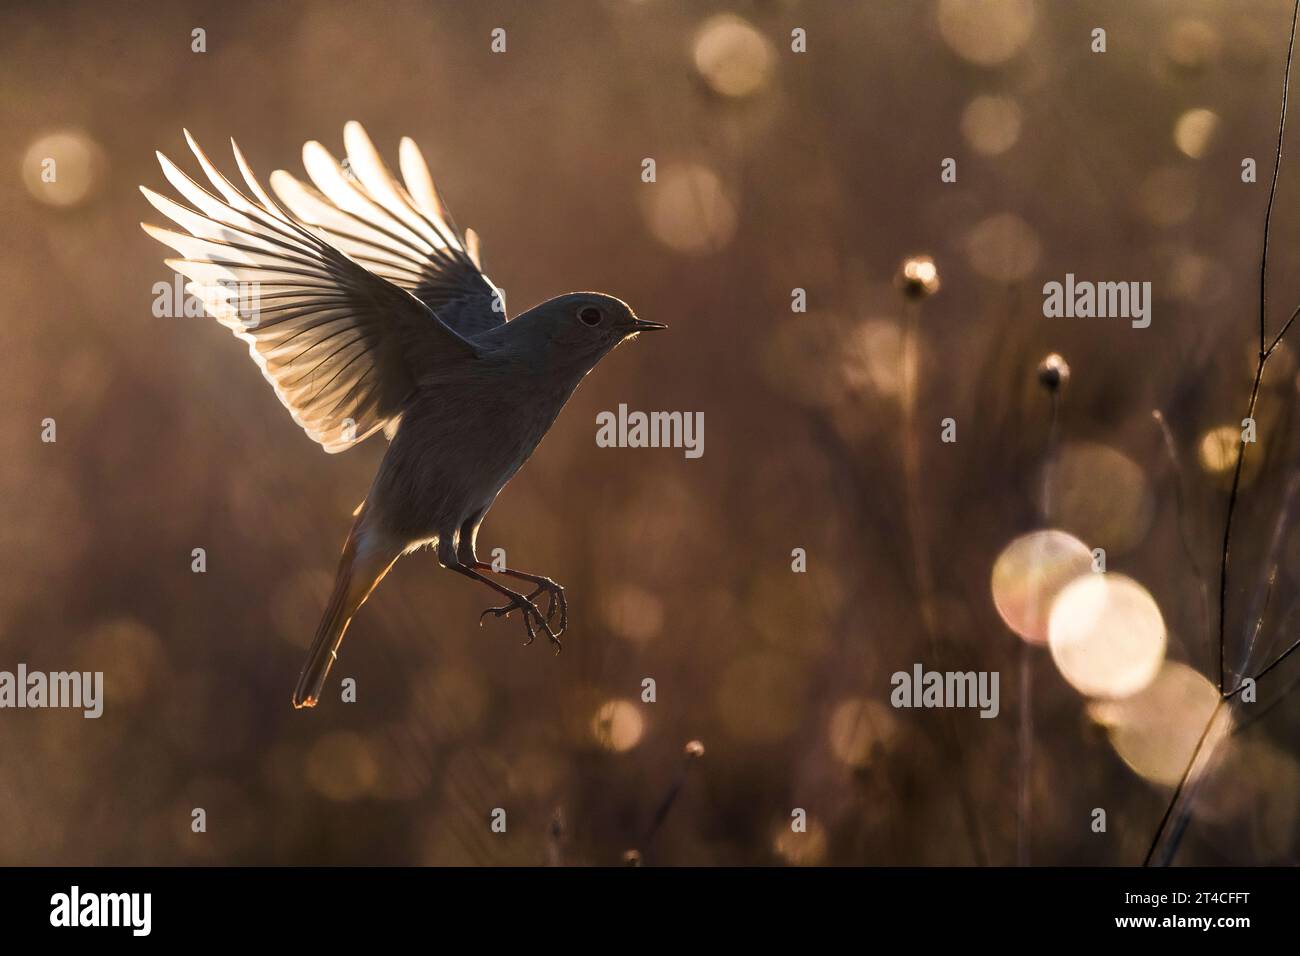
[140,128,485,453]
[268,121,505,337]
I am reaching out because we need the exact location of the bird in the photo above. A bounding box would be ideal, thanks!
[139,121,665,709]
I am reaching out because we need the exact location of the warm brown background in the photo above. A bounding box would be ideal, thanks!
[1,0,1298,865]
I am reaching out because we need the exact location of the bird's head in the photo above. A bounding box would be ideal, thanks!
[519,292,665,370]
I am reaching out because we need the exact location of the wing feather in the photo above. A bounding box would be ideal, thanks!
[268,122,504,334]
[141,131,482,454]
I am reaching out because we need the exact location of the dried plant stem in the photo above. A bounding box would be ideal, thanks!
[1219,0,1300,694]
[1147,0,1300,866]
[1041,389,1061,522]
[901,299,937,635]
[1235,473,1300,677]
[1018,388,1061,866]
[1217,365,1268,693]
[1234,634,1300,691]
[1143,698,1234,866]
[897,299,988,865]
[637,746,702,860]
[1232,668,1300,735]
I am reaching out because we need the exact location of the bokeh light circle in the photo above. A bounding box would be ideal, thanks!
[1048,573,1166,698]
[1087,661,1224,786]
[692,14,775,98]
[965,213,1041,281]
[21,130,106,208]
[1045,442,1153,554]
[991,530,1093,645]
[938,0,1035,66]
[592,699,645,752]
[961,95,1022,155]
[641,163,737,254]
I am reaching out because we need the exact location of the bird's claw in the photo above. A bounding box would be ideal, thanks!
[480,592,563,652]
[525,580,569,639]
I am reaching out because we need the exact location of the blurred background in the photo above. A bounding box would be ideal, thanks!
[2,0,1300,865]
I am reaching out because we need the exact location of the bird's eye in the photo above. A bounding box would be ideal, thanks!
[578,306,604,327]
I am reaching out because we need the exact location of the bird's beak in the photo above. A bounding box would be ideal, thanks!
[632,319,668,332]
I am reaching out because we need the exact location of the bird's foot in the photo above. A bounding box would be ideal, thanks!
[524,578,568,639]
[479,593,563,653]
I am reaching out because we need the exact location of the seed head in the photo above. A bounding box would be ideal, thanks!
[1037,353,1070,392]
[896,255,941,300]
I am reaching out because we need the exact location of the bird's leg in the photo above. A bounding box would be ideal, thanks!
[447,561,562,652]
[470,562,568,637]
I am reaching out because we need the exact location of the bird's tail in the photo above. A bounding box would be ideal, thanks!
[292,520,398,710]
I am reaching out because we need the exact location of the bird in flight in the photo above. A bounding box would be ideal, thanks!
[140,121,665,708]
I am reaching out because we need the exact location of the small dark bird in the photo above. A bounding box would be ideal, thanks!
[140,122,664,708]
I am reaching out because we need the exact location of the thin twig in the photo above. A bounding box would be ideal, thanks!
[1143,698,1230,866]
[637,743,703,860]
[1232,668,1300,735]
[1219,0,1299,694]
[1236,471,1300,676]
[1234,634,1300,691]
[1219,366,1269,692]
[1266,302,1300,354]
[901,298,938,635]
[1150,0,1300,866]
[1018,383,1061,866]
[897,297,988,865]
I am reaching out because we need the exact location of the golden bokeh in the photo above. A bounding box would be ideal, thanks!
[641,163,738,254]
[1045,442,1153,554]
[961,95,1022,156]
[1173,107,1219,159]
[965,213,1041,281]
[1087,662,1225,786]
[692,14,775,98]
[937,0,1034,66]
[1198,423,1241,475]
[591,699,645,752]
[21,130,105,208]
[1198,421,1264,490]
[1163,18,1220,71]
[991,529,1092,645]
[1049,573,1166,699]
